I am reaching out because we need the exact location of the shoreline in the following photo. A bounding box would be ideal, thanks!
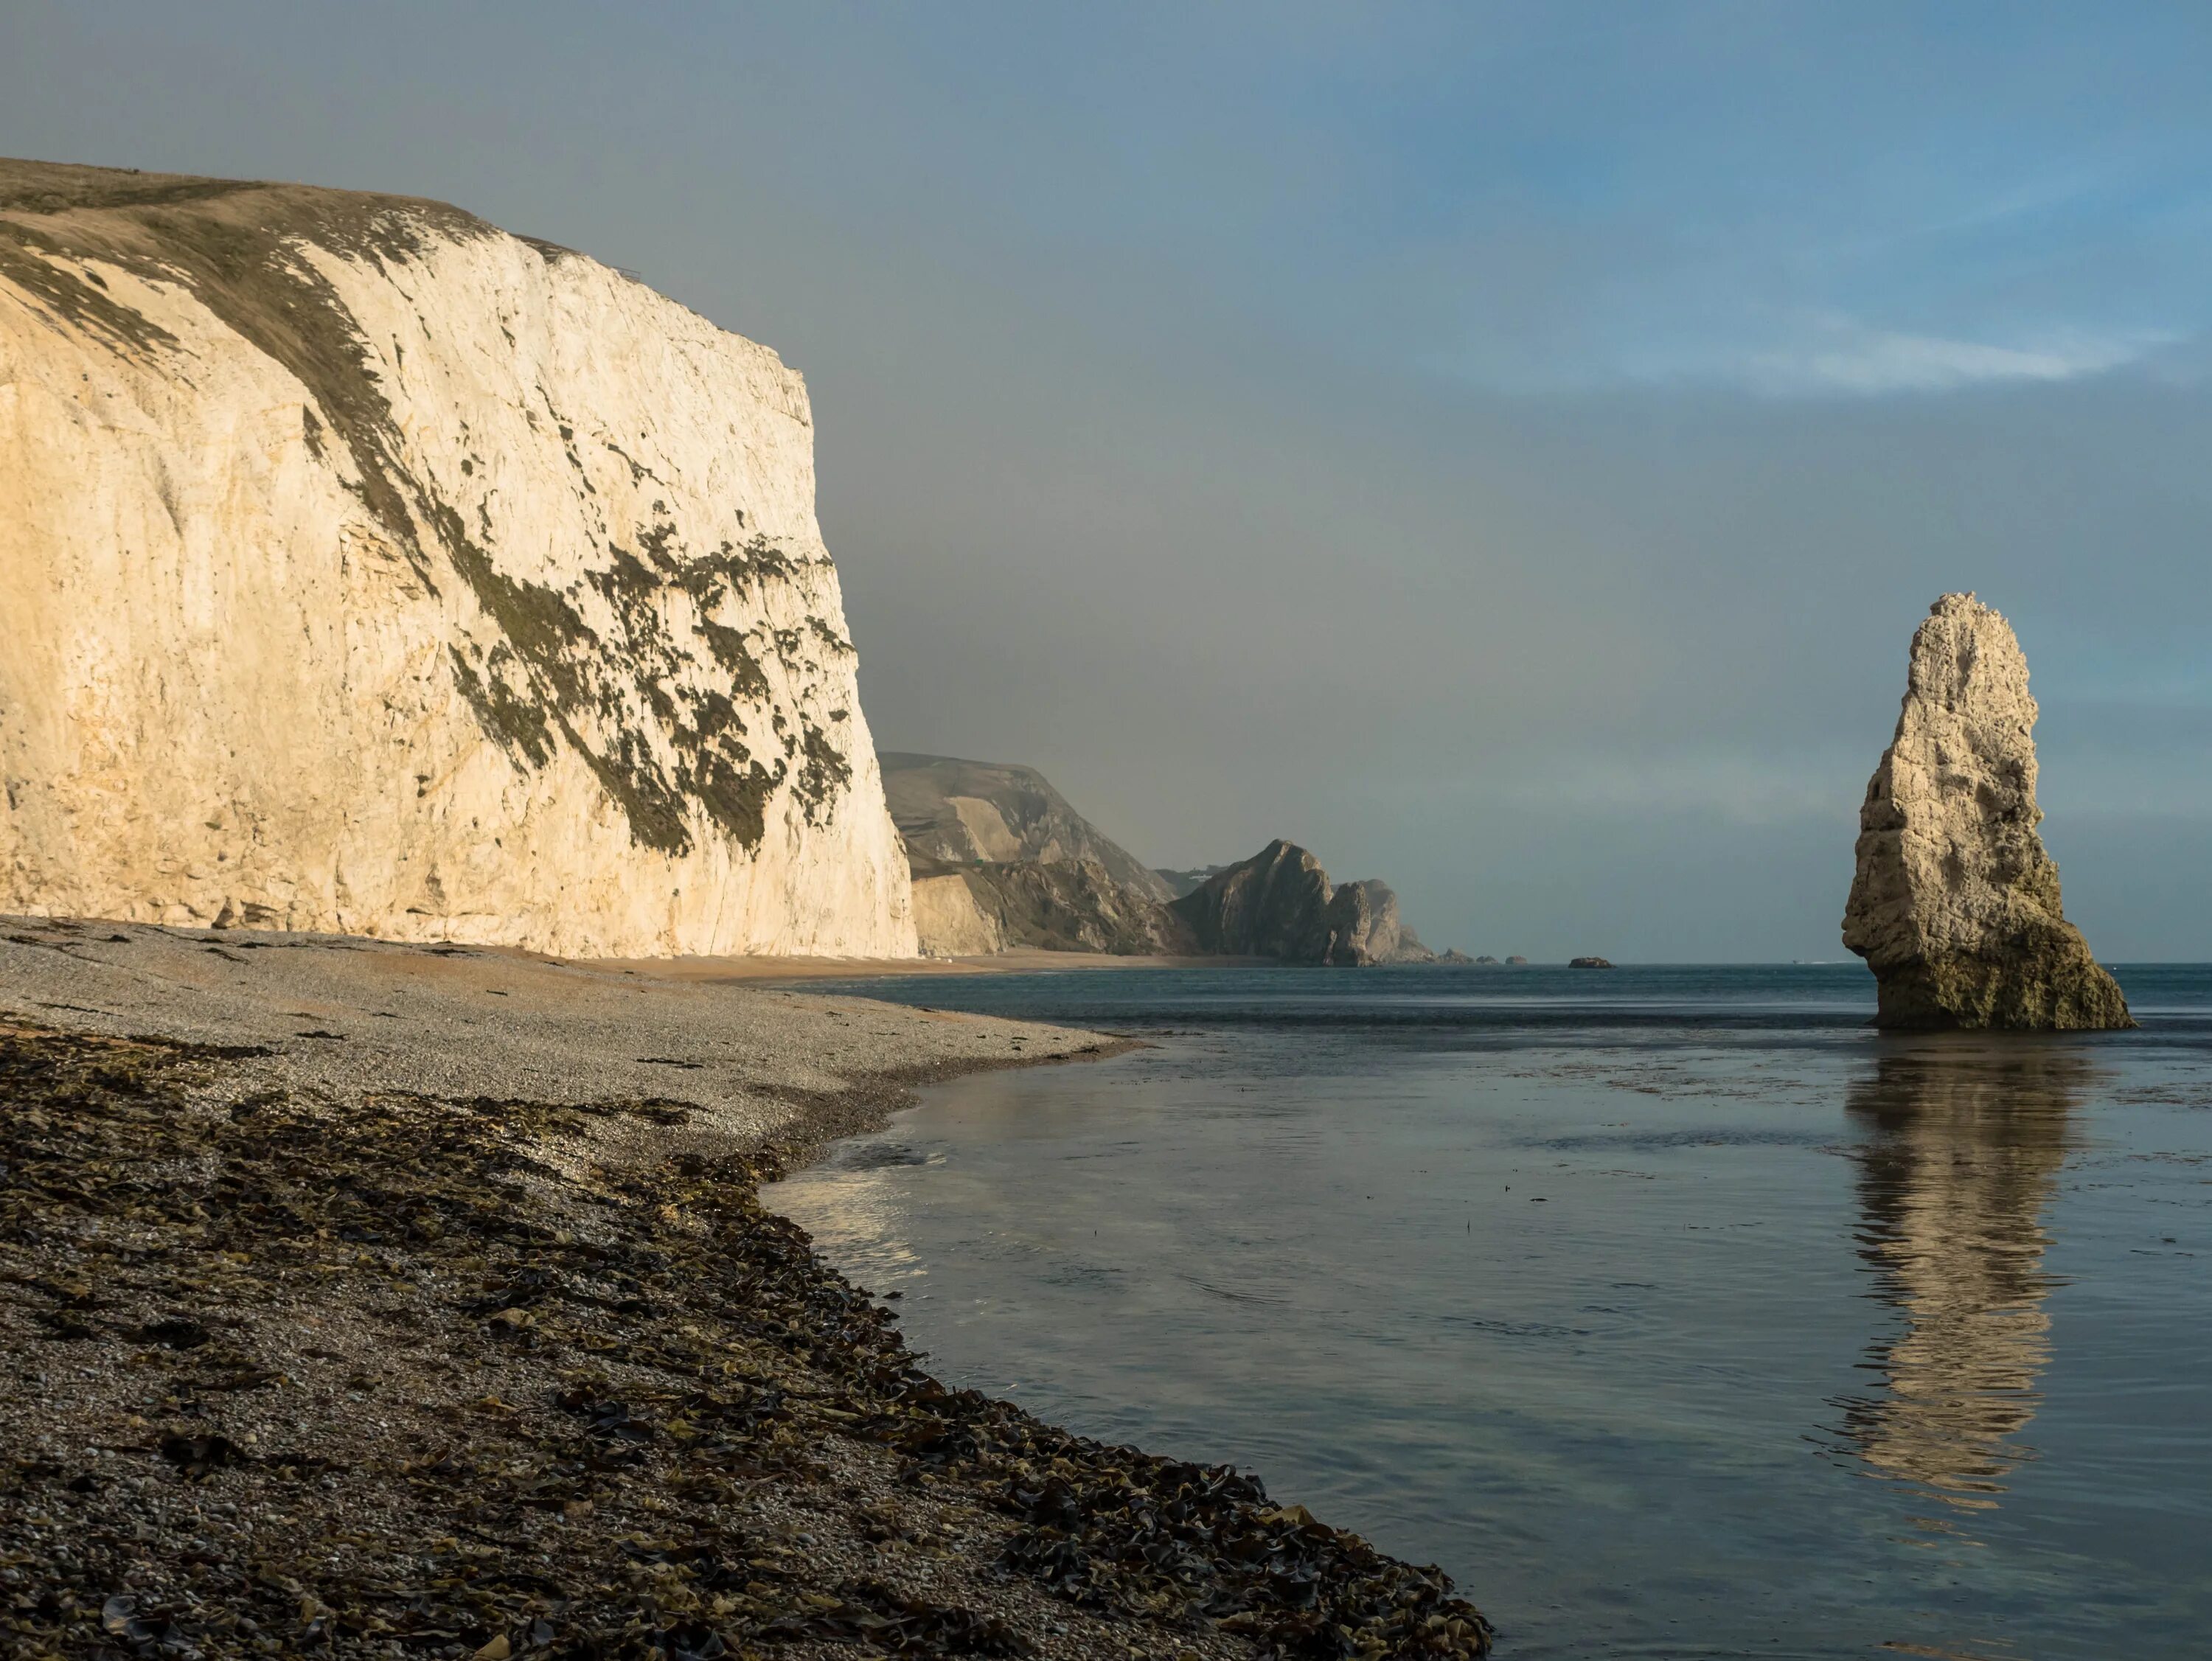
[0,916,1493,1659]
[734,1040,1147,1177]
[589,950,1274,983]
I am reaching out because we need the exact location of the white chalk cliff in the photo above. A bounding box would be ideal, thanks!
[1842,593,2128,1030]
[0,160,914,957]
[908,872,1006,958]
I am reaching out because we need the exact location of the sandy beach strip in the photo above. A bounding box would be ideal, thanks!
[0,916,1492,1660]
[588,950,1270,984]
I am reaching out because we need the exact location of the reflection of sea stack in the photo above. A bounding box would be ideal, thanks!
[1840,1042,2082,1505]
[1842,594,2132,1031]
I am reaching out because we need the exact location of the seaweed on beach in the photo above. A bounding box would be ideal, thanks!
[0,1025,1490,1660]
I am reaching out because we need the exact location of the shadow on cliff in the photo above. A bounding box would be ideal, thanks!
[1828,1038,2095,1516]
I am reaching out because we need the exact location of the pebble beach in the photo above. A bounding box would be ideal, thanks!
[0,917,1492,1660]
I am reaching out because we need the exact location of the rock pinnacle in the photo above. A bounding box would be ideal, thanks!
[1842,593,2132,1031]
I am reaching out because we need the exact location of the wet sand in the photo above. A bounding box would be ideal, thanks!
[0,916,1492,1660]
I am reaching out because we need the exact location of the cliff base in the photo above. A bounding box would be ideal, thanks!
[1872,938,2135,1032]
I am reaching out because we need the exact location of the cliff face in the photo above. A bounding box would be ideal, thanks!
[1841,593,2128,1030]
[908,871,1005,957]
[879,753,1173,902]
[1168,840,1427,966]
[918,858,1197,957]
[882,752,1199,955]
[1171,840,1334,961]
[1331,879,1434,965]
[0,159,914,957]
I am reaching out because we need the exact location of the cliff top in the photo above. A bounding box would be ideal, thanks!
[0,155,759,375]
[0,156,478,224]
[0,156,504,297]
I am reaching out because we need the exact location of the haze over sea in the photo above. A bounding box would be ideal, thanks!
[772,964,2212,1660]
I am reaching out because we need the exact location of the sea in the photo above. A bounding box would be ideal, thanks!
[765,964,2212,1660]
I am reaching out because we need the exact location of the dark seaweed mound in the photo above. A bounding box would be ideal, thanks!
[0,1027,1492,1659]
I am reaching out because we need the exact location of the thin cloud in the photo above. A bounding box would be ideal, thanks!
[1739,316,2168,396]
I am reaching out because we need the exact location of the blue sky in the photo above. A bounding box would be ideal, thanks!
[6,1,2209,956]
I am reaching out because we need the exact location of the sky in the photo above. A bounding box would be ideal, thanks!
[5,1,2209,959]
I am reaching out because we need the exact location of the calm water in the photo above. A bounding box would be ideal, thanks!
[767,965,2212,1660]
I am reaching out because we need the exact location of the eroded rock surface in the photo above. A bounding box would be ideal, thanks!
[908,871,1006,957]
[919,857,1198,956]
[1170,840,1335,961]
[1842,593,2130,1031]
[1329,878,1436,964]
[880,752,1172,902]
[0,159,913,956]
[886,753,1202,955]
[1169,841,1431,965]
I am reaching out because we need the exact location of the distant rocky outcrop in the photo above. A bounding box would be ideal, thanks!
[1438,950,1476,965]
[1842,593,2132,1031]
[1505,956,1528,966]
[914,856,1196,957]
[1569,956,1614,969]
[881,753,1172,902]
[1470,954,1498,965]
[883,753,1191,955]
[1331,879,1436,964]
[1168,841,1332,961]
[1167,840,1433,966]
[883,754,1444,964]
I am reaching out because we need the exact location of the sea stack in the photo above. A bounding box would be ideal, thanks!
[1842,593,2131,1031]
